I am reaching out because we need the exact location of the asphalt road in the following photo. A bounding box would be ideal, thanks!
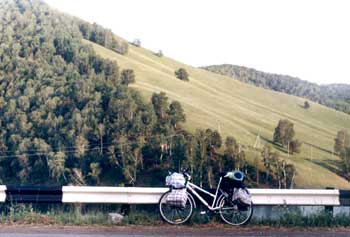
[0,226,350,237]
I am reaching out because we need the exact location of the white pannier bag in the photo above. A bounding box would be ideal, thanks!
[232,188,252,205]
[166,189,188,208]
[165,172,186,189]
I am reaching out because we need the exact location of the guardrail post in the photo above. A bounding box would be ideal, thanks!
[325,187,334,215]
[339,190,350,206]
[120,183,133,215]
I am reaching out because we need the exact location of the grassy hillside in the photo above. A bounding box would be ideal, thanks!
[85,39,350,188]
[202,64,350,115]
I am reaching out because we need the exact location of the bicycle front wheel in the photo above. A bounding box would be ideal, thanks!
[159,190,194,225]
[218,193,253,226]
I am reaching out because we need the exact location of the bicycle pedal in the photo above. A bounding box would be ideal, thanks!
[200,211,207,215]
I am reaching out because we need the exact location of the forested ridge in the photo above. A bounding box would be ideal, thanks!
[203,64,350,115]
[0,0,271,188]
[0,0,198,187]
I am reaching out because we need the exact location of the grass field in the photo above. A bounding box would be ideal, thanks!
[85,39,350,188]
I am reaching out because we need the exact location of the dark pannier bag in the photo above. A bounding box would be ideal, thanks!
[220,176,244,191]
[220,170,245,192]
[220,170,252,210]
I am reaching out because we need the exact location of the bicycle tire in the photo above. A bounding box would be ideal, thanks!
[218,191,253,226]
[159,190,194,225]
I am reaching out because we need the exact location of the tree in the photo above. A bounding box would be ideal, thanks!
[171,134,187,171]
[168,101,186,128]
[304,101,310,109]
[196,129,207,188]
[156,50,163,57]
[151,92,169,121]
[254,156,260,185]
[273,119,295,147]
[88,162,101,184]
[261,144,295,188]
[342,147,350,176]
[289,139,302,154]
[223,136,238,170]
[284,163,296,189]
[269,152,284,188]
[334,129,350,155]
[175,68,189,81]
[117,41,129,55]
[335,130,350,175]
[120,69,135,85]
[261,144,272,182]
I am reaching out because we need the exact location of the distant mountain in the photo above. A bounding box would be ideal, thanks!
[202,64,350,115]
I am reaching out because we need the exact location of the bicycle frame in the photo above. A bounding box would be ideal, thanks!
[186,177,226,211]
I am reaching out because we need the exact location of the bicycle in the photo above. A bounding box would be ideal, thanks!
[159,170,253,226]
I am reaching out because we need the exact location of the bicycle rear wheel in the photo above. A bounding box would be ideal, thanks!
[159,190,194,225]
[218,193,253,226]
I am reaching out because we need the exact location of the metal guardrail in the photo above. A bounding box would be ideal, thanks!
[0,185,6,202]
[62,186,168,204]
[63,187,340,206]
[0,185,344,206]
[249,189,340,206]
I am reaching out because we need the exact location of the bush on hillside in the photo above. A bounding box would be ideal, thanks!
[304,101,310,109]
[155,50,163,57]
[175,68,189,81]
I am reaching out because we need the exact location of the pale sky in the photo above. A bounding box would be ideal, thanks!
[44,0,350,85]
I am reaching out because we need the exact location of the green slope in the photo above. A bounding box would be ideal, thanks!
[84,39,350,188]
[202,64,350,115]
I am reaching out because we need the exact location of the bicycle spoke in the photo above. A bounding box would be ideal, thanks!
[171,208,176,221]
[219,196,253,226]
[159,192,193,225]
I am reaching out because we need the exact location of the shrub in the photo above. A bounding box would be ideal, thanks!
[175,68,189,81]
[304,101,310,109]
[155,50,163,57]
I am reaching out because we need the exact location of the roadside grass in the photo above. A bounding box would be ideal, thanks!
[1,204,350,227]
[0,204,112,226]
[252,212,350,227]
[85,39,350,189]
